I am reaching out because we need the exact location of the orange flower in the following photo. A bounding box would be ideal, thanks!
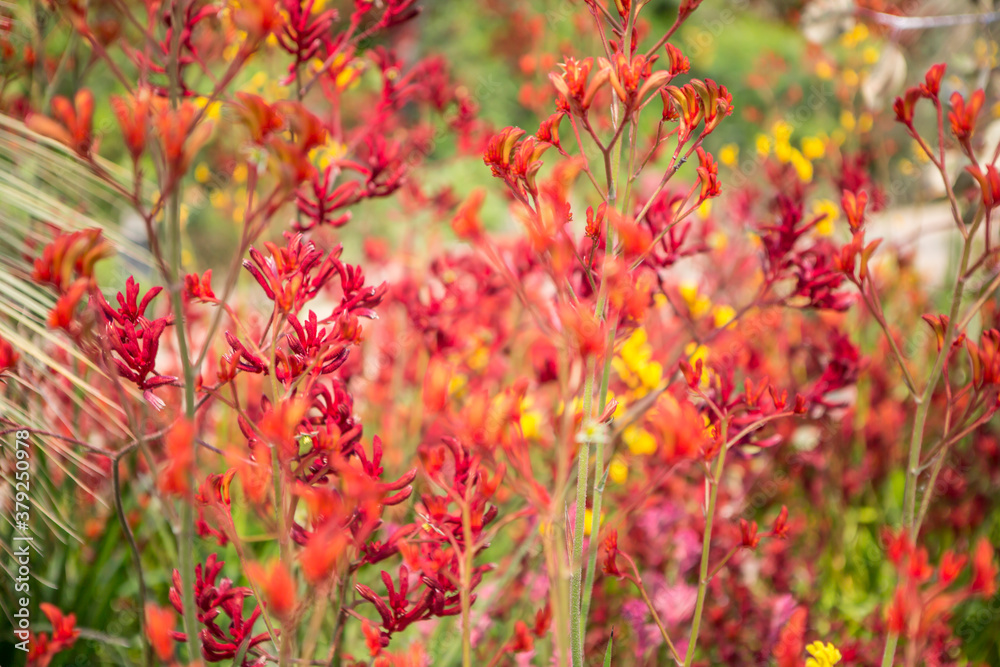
[26,90,94,156]
[160,419,196,497]
[111,90,151,161]
[144,602,176,661]
[248,560,298,620]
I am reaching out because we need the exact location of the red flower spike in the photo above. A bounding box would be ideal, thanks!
[184,269,216,302]
[965,163,1000,211]
[32,228,113,292]
[939,551,967,586]
[892,88,921,126]
[160,419,195,497]
[110,91,150,161]
[841,189,868,232]
[509,621,534,653]
[26,89,95,156]
[451,188,485,240]
[663,44,690,75]
[770,505,790,539]
[949,89,985,143]
[696,147,721,200]
[144,603,176,662]
[739,519,760,549]
[169,555,271,666]
[93,276,176,409]
[921,63,946,97]
[0,334,19,379]
[970,537,998,596]
[602,529,621,576]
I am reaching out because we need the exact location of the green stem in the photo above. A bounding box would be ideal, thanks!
[569,360,595,667]
[683,420,728,667]
[580,321,617,625]
[164,0,199,656]
[112,456,152,667]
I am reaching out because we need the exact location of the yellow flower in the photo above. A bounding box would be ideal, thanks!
[719,143,738,167]
[232,163,248,184]
[815,61,834,80]
[194,163,211,184]
[520,410,541,440]
[842,68,859,88]
[775,137,792,164]
[614,328,663,396]
[755,134,771,157]
[679,281,712,319]
[608,456,628,484]
[858,112,874,133]
[789,148,813,183]
[583,509,605,536]
[805,641,842,667]
[193,96,222,121]
[623,425,657,456]
[840,23,868,48]
[862,46,880,64]
[712,304,736,329]
[697,200,712,219]
[801,136,825,161]
[812,199,839,236]
[707,230,728,252]
[840,110,856,132]
[249,71,268,91]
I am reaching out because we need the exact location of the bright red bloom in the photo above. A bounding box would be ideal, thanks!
[0,334,18,379]
[921,63,946,97]
[169,555,271,665]
[740,519,760,549]
[144,602,176,662]
[948,89,985,143]
[970,537,998,596]
[26,90,94,156]
[110,91,150,161]
[769,505,790,539]
[94,276,176,410]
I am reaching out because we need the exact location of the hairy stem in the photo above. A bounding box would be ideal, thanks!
[683,419,728,667]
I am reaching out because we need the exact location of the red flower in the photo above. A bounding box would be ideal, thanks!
[0,334,18,379]
[769,505,790,539]
[939,551,967,586]
[921,63,946,97]
[484,126,551,199]
[892,87,921,126]
[94,276,176,409]
[248,560,298,621]
[169,555,271,665]
[970,537,998,597]
[32,228,112,293]
[696,147,721,200]
[144,603,176,662]
[948,89,985,143]
[26,90,94,156]
[160,419,195,497]
[111,91,150,161]
[739,519,760,549]
[184,269,216,302]
[841,189,868,232]
[602,529,621,576]
[451,188,486,241]
[965,163,1000,210]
